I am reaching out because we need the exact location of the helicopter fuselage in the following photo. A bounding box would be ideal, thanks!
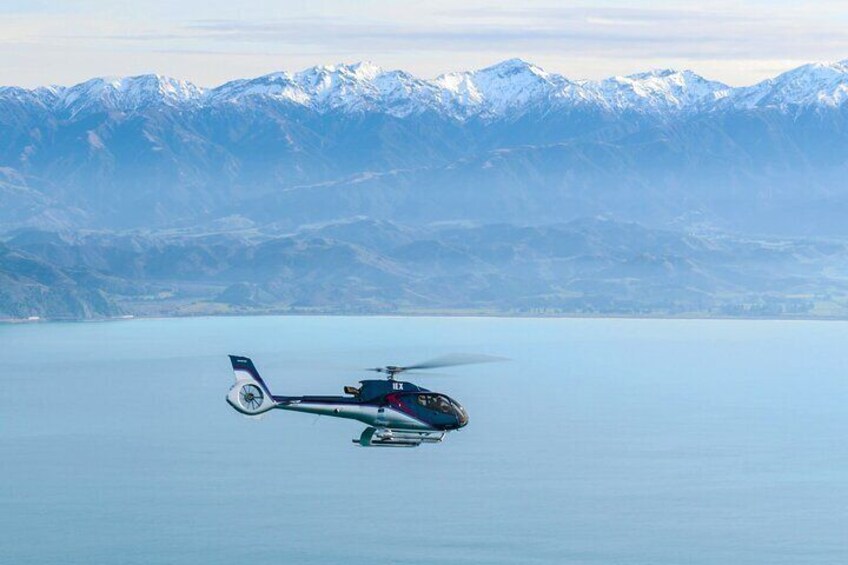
[272,379,468,432]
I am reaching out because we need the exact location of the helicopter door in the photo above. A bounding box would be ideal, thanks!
[375,405,389,427]
[379,393,405,427]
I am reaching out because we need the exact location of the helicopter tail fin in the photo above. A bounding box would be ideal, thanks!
[226,355,278,416]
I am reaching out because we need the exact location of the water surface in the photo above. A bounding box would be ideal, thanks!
[1,316,846,564]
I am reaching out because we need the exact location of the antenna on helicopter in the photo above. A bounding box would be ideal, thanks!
[365,354,507,380]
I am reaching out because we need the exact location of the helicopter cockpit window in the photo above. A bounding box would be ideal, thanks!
[417,394,457,415]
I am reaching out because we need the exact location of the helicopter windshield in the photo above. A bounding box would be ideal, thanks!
[417,394,451,413]
[416,394,468,425]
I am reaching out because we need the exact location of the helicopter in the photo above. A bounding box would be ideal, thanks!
[225,353,502,447]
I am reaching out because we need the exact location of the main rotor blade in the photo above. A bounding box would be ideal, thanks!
[403,353,508,371]
[403,370,456,378]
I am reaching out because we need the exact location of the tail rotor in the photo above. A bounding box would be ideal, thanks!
[226,355,277,416]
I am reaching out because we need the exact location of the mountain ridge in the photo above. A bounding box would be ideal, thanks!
[3,57,848,235]
[3,218,843,320]
[4,59,848,319]
[4,58,848,118]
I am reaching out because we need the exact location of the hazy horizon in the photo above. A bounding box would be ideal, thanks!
[4,56,848,91]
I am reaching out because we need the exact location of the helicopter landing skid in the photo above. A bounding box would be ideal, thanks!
[355,427,446,448]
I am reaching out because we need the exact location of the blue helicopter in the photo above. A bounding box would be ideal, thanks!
[225,354,501,447]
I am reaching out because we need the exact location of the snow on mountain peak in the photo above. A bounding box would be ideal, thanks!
[479,58,549,79]
[630,68,678,79]
[590,69,730,113]
[370,70,444,116]
[58,74,204,116]
[209,71,307,105]
[347,61,384,80]
[0,85,65,108]
[730,60,848,109]
[434,59,576,115]
[6,58,848,120]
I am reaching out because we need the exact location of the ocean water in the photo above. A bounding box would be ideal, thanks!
[1,316,846,564]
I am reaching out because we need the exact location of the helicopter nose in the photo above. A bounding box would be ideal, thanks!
[455,409,469,428]
[455,411,469,429]
[444,397,468,429]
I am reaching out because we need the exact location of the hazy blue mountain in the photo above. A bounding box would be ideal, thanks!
[0,238,122,319]
[3,60,848,319]
[3,219,847,319]
[1,59,848,234]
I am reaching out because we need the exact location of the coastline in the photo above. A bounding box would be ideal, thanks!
[5,309,848,325]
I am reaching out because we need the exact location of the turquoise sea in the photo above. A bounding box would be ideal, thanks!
[1,316,846,564]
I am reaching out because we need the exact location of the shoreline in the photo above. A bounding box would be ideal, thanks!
[4,310,848,325]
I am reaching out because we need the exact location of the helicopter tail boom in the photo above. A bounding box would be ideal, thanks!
[226,355,278,416]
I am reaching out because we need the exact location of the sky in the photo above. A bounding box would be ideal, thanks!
[1,0,848,88]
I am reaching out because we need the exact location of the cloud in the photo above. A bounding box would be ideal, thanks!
[169,7,848,63]
[0,1,847,87]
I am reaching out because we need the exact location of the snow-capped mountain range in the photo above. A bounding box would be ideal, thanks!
[4,57,848,236]
[7,59,848,320]
[5,58,848,119]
